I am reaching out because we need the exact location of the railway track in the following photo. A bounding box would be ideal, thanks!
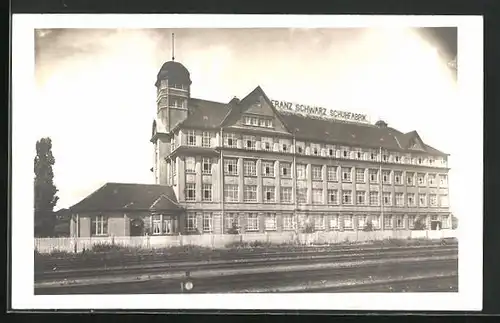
[35,258,457,294]
[36,245,457,282]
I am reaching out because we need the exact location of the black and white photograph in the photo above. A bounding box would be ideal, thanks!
[11,14,483,311]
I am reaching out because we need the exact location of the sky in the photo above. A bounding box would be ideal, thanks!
[34,27,463,215]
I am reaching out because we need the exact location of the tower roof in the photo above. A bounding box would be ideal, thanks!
[155,61,192,87]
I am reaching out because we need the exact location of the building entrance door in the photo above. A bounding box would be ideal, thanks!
[430,220,441,231]
[130,218,145,236]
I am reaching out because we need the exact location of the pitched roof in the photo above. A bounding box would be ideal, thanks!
[70,183,182,213]
[171,87,447,156]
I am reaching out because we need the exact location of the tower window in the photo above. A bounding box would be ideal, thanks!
[170,97,184,109]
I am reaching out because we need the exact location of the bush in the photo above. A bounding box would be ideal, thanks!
[363,220,374,232]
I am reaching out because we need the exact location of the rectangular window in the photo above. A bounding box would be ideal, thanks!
[370,151,377,161]
[327,166,338,181]
[382,153,388,162]
[224,158,238,175]
[312,189,323,204]
[296,142,305,154]
[342,167,352,182]
[369,169,379,183]
[186,212,197,232]
[243,135,256,150]
[356,191,366,205]
[224,133,237,148]
[384,215,393,229]
[383,192,392,206]
[187,130,196,146]
[280,139,291,153]
[203,213,213,233]
[247,213,259,231]
[440,174,448,186]
[329,215,339,229]
[394,155,401,163]
[419,194,427,207]
[382,170,391,184]
[202,157,212,174]
[369,191,379,205]
[354,150,363,160]
[243,116,252,125]
[358,215,367,229]
[312,165,323,180]
[417,173,426,186]
[440,194,449,207]
[344,215,353,229]
[356,168,365,183]
[328,189,338,204]
[185,157,196,173]
[202,184,212,201]
[244,159,257,176]
[224,184,239,202]
[264,213,277,231]
[297,188,308,204]
[261,137,273,151]
[371,215,380,229]
[202,131,211,147]
[152,214,162,235]
[296,164,306,180]
[170,97,184,108]
[281,162,291,178]
[311,144,321,156]
[408,215,415,229]
[394,171,402,185]
[328,147,335,157]
[428,174,436,186]
[263,186,276,203]
[91,215,108,236]
[186,183,196,201]
[244,185,257,202]
[225,212,239,231]
[283,214,295,231]
[342,148,350,159]
[315,215,326,230]
[407,172,414,186]
[396,215,404,229]
[441,215,450,229]
[280,187,293,203]
[342,190,352,204]
[262,161,275,177]
[395,193,404,206]
[407,193,415,206]
[429,194,438,207]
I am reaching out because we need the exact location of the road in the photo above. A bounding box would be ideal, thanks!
[35,244,458,294]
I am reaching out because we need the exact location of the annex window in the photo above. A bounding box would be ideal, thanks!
[280,162,291,178]
[342,190,352,205]
[202,212,213,233]
[395,193,404,206]
[243,135,256,150]
[312,165,323,180]
[297,188,308,204]
[327,166,338,181]
[152,214,162,235]
[202,131,211,147]
[244,159,257,176]
[202,158,212,174]
[187,130,197,146]
[262,161,275,177]
[356,168,365,183]
[244,185,257,202]
[312,189,323,204]
[328,189,338,204]
[186,213,197,232]
[224,158,238,175]
[185,157,196,173]
[202,184,212,201]
[246,213,259,231]
[186,183,196,201]
[342,167,352,182]
[91,214,108,236]
[224,184,239,202]
[263,186,276,203]
[264,213,277,231]
[356,191,366,205]
[224,133,237,148]
[369,191,379,206]
[280,187,293,203]
[369,169,379,183]
[383,192,392,206]
[441,215,450,229]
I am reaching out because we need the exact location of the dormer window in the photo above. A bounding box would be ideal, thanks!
[343,150,348,158]
[370,153,376,160]
[282,144,288,152]
[244,115,272,128]
[329,148,334,156]
[395,156,400,163]
[382,154,388,162]
[418,157,423,165]
[356,151,362,159]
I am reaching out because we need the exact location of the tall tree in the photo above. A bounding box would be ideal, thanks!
[34,137,59,236]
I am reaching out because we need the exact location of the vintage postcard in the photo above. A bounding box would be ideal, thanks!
[11,14,483,311]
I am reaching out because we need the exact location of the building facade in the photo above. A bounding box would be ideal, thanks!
[150,59,451,236]
[68,58,451,238]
